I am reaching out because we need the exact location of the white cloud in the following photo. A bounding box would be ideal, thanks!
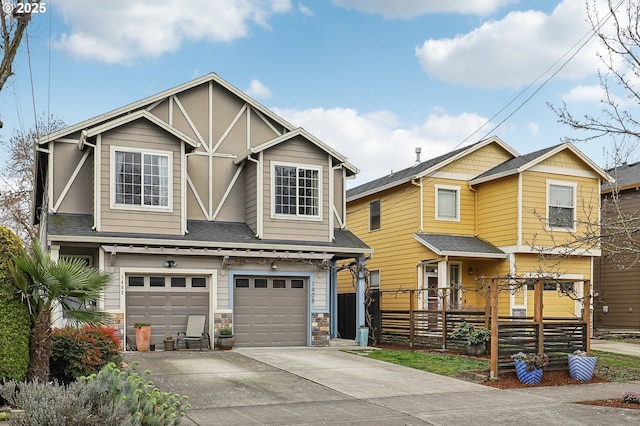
[272,106,489,186]
[330,0,515,18]
[246,79,273,99]
[53,0,293,64]
[298,2,314,16]
[415,0,599,88]
[527,122,539,136]
[562,85,605,103]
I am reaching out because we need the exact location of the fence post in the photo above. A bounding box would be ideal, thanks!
[442,287,448,350]
[583,279,591,354]
[490,278,499,379]
[534,279,544,354]
[409,289,415,348]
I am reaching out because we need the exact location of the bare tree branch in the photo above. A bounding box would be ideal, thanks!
[0,115,64,244]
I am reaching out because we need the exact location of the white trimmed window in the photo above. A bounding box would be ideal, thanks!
[112,147,171,209]
[435,185,460,221]
[547,181,575,230]
[273,163,321,218]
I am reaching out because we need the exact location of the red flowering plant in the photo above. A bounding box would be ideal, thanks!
[50,325,122,383]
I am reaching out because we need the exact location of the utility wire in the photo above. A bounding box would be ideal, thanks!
[451,0,625,152]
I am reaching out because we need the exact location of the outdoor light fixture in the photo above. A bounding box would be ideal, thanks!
[468,266,474,275]
[164,259,177,268]
[271,260,277,270]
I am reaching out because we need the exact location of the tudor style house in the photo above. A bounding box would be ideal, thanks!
[34,73,371,349]
[594,161,640,331]
[340,137,611,329]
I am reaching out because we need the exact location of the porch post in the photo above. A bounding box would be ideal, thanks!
[355,256,366,334]
[330,259,338,338]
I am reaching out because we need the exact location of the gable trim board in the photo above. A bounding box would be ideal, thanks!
[37,73,297,147]
[234,127,359,177]
[469,142,612,186]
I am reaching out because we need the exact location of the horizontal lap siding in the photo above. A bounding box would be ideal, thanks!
[477,176,518,246]
[596,189,640,328]
[521,171,600,249]
[262,138,330,242]
[100,120,182,235]
[344,184,423,310]
[423,177,475,235]
[245,161,258,234]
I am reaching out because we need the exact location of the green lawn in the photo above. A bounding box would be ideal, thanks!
[346,348,640,382]
[351,349,489,379]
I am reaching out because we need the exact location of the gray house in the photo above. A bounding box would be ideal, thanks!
[34,73,371,348]
[595,161,640,331]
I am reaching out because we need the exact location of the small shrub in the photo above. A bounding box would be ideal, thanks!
[623,391,640,404]
[82,362,190,425]
[50,325,123,384]
[0,362,189,425]
[0,379,131,426]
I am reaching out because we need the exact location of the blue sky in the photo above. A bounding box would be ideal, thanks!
[0,0,631,187]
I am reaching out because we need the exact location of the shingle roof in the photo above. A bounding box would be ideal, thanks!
[414,233,506,258]
[347,142,479,200]
[603,161,640,191]
[47,213,371,256]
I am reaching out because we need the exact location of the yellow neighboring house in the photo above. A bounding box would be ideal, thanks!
[340,136,611,329]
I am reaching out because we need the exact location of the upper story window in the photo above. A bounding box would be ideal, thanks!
[548,181,575,230]
[369,200,380,231]
[273,163,321,218]
[435,185,460,221]
[112,147,171,210]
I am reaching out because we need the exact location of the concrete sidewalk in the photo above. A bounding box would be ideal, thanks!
[591,339,640,357]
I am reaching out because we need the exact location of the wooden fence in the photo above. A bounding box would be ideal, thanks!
[379,309,587,374]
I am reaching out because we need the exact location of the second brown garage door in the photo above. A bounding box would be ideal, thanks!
[233,275,307,347]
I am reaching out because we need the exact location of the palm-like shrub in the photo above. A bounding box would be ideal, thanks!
[9,241,111,382]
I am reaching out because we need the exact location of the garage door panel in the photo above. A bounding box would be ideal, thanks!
[126,289,209,347]
[234,276,307,347]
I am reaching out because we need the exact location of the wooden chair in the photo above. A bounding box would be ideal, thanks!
[176,314,210,350]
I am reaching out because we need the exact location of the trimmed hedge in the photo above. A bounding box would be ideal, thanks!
[0,226,30,382]
[50,325,123,384]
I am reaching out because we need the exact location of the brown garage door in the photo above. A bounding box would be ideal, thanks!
[125,275,209,349]
[233,276,307,347]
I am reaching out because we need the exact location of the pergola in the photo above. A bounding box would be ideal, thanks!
[483,275,592,378]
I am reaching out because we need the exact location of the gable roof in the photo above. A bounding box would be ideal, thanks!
[37,72,298,145]
[413,233,506,259]
[470,142,612,185]
[602,161,640,193]
[234,128,359,176]
[346,136,518,201]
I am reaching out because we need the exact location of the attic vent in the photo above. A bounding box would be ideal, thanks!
[415,147,422,165]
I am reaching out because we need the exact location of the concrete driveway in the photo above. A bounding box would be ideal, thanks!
[125,347,640,426]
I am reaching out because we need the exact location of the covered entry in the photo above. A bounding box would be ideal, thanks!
[233,275,308,347]
[125,274,210,348]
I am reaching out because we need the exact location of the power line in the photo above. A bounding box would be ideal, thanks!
[451,0,625,152]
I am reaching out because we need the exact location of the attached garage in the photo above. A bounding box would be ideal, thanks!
[233,275,308,347]
[125,274,210,348]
